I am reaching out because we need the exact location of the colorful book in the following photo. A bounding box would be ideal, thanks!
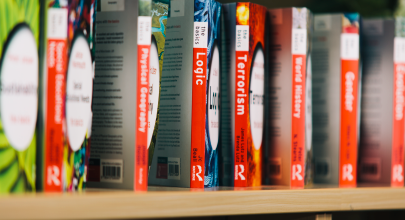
[37,0,96,192]
[0,0,40,193]
[265,7,312,189]
[311,13,360,188]
[88,0,151,191]
[148,0,221,188]
[63,0,96,191]
[358,18,405,187]
[220,2,266,187]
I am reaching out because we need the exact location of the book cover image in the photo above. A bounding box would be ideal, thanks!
[235,2,266,187]
[0,0,40,193]
[149,0,169,167]
[219,2,266,187]
[64,0,96,191]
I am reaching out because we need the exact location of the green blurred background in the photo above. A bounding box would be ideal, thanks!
[217,0,404,17]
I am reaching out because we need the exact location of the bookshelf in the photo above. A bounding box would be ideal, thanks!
[1,186,405,219]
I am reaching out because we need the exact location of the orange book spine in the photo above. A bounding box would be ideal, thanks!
[44,9,68,192]
[339,29,360,187]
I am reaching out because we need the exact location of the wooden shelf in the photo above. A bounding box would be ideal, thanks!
[1,186,405,219]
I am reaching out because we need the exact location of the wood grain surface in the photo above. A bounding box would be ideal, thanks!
[0,187,404,219]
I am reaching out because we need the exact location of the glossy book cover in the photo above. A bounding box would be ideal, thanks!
[233,2,266,187]
[0,0,40,193]
[38,0,95,192]
[194,0,221,187]
[219,2,266,187]
[64,0,96,191]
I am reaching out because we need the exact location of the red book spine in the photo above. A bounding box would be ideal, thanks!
[391,37,405,187]
[291,54,306,188]
[44,8,68,192]
[234,24,249,187]
[339,33,359,188]
[290,27,307,189]
[134,16,151,191]
[190,22,208,188]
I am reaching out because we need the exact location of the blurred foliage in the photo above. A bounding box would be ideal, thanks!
[218,0,402,17]
[397,0,405,16]
[307,0,398,17]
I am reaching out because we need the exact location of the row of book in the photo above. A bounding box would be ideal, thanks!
[0,0,404,193]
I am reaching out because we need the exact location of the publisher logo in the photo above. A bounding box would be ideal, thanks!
[235,165,245,180]
[393,164,404,182]
[292,164,303,181]
[342,164,354,181]
[193,165,203,181]
[47,165,61,186]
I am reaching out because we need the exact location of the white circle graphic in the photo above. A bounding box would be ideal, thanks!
[0,26,38,151]
[148,40,160,148]
[208,45,220,150]
[66,35,93,152]
[249,46,264,150]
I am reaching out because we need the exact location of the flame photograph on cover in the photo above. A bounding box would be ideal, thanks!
[237,2,266,187]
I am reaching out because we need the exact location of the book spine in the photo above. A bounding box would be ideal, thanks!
[44,8,68,192]
[290,25,307,189]
[339,31,359,188]
[234,23,249,187]
[190,21,208,188]
[134,16,151,191]
[391,37,405,187]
